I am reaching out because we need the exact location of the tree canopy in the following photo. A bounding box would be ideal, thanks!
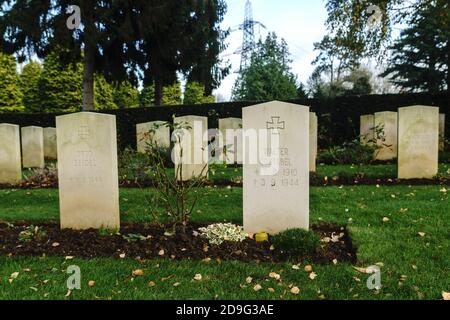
[0,53,23,113]
[381,0,449,93]
[0,1,228,108]
[232,33,298,101]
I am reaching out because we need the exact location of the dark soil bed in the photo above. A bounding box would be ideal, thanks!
[0,222,356,264]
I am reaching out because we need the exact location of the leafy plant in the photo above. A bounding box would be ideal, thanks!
[198,223,248,246]
[143,119,208,233]
[271,229,320,258]
[18,225,47,243]
[118,148,154,184]
[22,164,58,186]
[122,233,147,243]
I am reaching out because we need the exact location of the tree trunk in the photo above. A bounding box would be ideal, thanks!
[83,43,95,111]
[154,80,163,106]
[82,0,95,111]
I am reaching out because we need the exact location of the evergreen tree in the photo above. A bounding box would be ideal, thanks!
[0,53,24,113]
[162,82,182,106]
[19,60,42,113]
[113,81,140,108]
[94,75,118,110]
[381,0,449,92]
[140,85,155,107]
[232,33,298,101]
[39,51,83,113]
[184,81,215,104]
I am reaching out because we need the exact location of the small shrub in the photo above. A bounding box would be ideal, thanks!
[318,139,376,165]
[23,164,58,186]
[198,223,248,246]
[271,229,320,257]
[18,225,47,243]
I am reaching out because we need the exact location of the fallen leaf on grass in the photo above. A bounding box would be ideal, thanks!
[304,265,313,273]
[333,259,338,265]
[119,253,126,259]
[9,272,19,283]
[158,250,165,256]
[418,232,426,237]
[292,264,300,270]
[442,292,450,300]
[268,288,275,293]
[309,272,317,280]
[132,269,144,277]
[193,274,202,281]
[246,277,253,284]
[52,242,60,247]
[148,281,156,287]
[382,217,390,222]
[88,280,95,287]
[253,284,262,292]
[173,282,181,287]
[269,272,281,280]
[290,287,300,295]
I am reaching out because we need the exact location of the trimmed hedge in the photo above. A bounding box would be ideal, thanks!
[0,92,448,150]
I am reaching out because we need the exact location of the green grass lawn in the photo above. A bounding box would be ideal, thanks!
[22,163,450,184]
[0,185,449,300]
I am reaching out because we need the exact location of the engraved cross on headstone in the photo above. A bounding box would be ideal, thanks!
[266,116,285,134]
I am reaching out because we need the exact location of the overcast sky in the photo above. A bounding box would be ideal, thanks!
[214,0,328,100]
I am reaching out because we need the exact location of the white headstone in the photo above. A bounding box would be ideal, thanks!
[173,115,208,181]
[0,124,22,184]
[21,126,44,168]
[309,113,318,172]
[56,112,120,230]
[219,118,242,164]
[360,114,375,145]
[398,106,439,179]
[374,111,398,161]
[136,121,170,153]
[43,127,57,160]
[243,101,309,234]
[439,114,446,151]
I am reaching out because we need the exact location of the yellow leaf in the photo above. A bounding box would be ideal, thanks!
[269,272,281,280]
[304,265,313,273]
[290,286,300,295]
[132,269,144,277]
[442,292,450,300]
[88,280,95,287]
[309,272,318,280]
[253,284,262,292]
[193,274,202,281]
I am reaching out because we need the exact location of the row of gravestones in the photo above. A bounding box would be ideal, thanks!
[136,112,319,173]
[0,101,310,234]
[0,125,57,184]
[360,106,446,179]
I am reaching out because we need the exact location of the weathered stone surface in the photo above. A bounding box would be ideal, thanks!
[398,106,439,179]
[136,121,170,153]
[21,126,44,168]
[309,113,318,172]
[243,101,309,234]
[56,112,120,230]
[0,124,22,184]
[360,114,375,145]
[43,127,57,160]
[374,112,398,161]
[219,117,242,164]
[173,116,208,181]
